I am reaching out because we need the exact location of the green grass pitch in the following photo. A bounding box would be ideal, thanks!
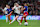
[0,20,40,27]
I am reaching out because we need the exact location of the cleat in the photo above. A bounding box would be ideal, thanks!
[9,22,11,24]
[19,23,21,25]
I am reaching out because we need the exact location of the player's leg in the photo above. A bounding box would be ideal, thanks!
[11,15,20,24]
[6,15,8,23]
[24,16,27,22]
[20,16,24,23]
[17,19,20,23]
[9,13,17,24]
[11,15,19,23]
[24,11,28,22]
[20,12,26,23]
[20,16,27,23]
[19,15,24,25]
[16,15,20,23]
[19,15,28,25]
[19,12,28,25]
[23,12,28,25]
[8,15,11,22]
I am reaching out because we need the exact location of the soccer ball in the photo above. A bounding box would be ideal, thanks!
[24,22,28,26]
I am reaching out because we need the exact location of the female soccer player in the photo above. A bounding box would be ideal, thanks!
[6,5,12,23]
[9,3,23,24]
[3,4,8,22]
[19,3,29,25]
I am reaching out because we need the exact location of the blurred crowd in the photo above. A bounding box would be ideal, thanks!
[0,0,40,15]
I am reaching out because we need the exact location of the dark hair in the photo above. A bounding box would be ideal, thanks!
[6,4,10,6]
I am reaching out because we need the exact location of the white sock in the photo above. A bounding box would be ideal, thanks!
[6,17,8,23]
[17,19,20,23]
[11,18,16,23]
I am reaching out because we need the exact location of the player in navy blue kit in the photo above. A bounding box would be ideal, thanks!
[19,3,29,25]
[6,5,12,23]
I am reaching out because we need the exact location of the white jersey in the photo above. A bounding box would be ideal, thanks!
[3,7,8,14]
[14,6,21,14]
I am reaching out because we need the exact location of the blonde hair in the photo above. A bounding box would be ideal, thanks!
[14,3,18,6]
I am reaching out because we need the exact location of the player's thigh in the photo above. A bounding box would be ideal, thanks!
[8,15,11,19]
[15,15,19,19]
[23,12,28,18]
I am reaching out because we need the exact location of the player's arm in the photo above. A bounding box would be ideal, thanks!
[21,6,25,11]
[21,6,26,11]
[6,10,11,15]
[3,11,5,13]
[3,8,6,14]
[23,7,26,10]
[10,7,15,14]
[12,7,15,10]
[8,7,15,15]
[8,11,13,16]
[20,6,23,10]
[9,11,13,15]
[6,9,11,15]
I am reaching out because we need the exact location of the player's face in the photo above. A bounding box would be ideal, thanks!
[6,5,8,8]
[16,4,19,7]
[24,3,27,6]
[8,6,10,9]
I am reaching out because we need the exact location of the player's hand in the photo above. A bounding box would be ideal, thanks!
[12,7,14,10]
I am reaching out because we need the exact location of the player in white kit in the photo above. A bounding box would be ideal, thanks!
[9,3,23,24]
[3,4,8,23]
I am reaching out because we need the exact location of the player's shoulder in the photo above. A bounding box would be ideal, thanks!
[4,7,7,9]
[4,7,8,11]
[4,7,8,9]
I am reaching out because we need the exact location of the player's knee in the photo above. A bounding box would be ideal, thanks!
[16,16,19,18]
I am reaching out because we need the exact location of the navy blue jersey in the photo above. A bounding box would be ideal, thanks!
[24,6,28,11]
[6,8,12,14]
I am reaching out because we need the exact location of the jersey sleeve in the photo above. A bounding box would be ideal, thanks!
[3,8,6,11]
[11,9,13,11]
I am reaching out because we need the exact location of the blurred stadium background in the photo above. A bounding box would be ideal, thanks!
[0,0,40,27]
